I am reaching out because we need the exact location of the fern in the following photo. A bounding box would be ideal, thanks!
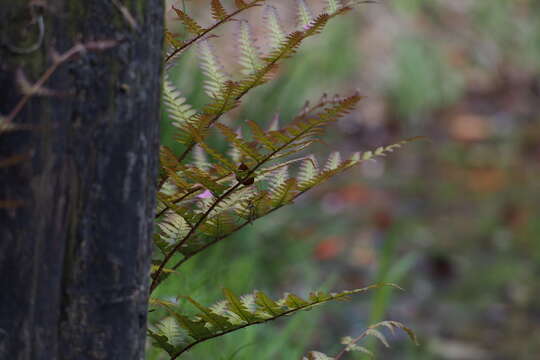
[152,1,421,358]
[149,284,400,357]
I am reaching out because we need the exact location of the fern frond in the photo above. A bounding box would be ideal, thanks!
[169,6,354,168]
[237,20,263,75]
[296,0,314,29]
[162,76,197,129]
[266,93,361,161]
[172,6,205,35]
[264,5,286,49]
[310,320,419,360]
[166,1,265,64]
[150,284,398,357]
[211,0,229,21]
[236,9,351,98]
[198,40,229,99]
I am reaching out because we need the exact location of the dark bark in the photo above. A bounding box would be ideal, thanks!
[0,1,164,359]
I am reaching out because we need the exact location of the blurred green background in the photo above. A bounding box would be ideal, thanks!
[150,1,540,359]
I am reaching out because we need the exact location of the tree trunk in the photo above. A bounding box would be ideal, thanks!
[0,1,164,359]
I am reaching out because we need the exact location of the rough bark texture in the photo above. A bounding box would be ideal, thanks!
[0,1,164,359]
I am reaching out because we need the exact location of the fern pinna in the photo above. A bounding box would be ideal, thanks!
[152,0,418,357]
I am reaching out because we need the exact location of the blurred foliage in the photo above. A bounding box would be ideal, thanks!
[152,0,540,359]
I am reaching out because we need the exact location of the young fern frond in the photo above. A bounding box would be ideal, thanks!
[149,284,400,358]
